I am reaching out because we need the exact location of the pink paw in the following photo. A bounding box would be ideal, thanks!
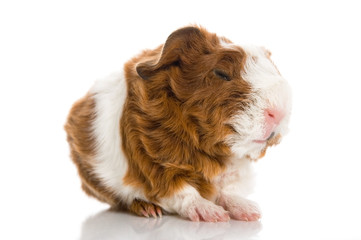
[185,199,230,222]
[218,195,261,221]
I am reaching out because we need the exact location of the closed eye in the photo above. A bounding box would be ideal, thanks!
[213,69,231,81]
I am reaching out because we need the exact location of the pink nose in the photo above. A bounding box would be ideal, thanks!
[265,108,284,125]
[263,108,285,139]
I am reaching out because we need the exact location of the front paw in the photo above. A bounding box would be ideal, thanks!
[129,199,163,218]
[217,195,261,221]
[183,198,230,222]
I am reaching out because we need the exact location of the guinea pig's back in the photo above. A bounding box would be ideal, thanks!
[65,71,130,208]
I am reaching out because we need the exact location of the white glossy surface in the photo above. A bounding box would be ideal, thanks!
[80,211,262,240]
[1,1,361,239]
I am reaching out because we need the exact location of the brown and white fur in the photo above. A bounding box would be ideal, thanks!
[65,26,291,222]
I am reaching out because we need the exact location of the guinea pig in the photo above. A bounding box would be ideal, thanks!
[65,26,292,222]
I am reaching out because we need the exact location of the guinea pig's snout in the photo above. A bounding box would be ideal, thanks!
[263,108,285,140]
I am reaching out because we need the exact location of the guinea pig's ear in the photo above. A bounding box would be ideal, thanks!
[136,26,205,80]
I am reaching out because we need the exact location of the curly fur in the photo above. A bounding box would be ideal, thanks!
[65,26,291,221]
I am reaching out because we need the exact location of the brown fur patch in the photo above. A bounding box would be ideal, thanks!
[121,26,251,202]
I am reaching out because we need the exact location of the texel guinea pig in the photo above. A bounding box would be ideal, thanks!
[65,26,292,222]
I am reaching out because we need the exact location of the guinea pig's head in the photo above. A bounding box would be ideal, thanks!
[136,26,291,161]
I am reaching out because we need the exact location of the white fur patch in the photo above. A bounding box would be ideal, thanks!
[159,185,199,213]
[90,71,144,205]
[219,38,240,51]
[214,156,255,197]
[228,45,292,159]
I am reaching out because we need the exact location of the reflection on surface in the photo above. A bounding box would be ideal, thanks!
[80,209,262,240]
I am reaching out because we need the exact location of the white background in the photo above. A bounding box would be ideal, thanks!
[1,0,361,239]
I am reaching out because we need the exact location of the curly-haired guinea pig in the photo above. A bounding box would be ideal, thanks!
[65,26,292,222]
